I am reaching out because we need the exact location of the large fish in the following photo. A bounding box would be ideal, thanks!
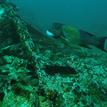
[46,22,107,52]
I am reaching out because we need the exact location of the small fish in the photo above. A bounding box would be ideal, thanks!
[97,37,107,51]
[44,65,77,75]
[104,38,107,51]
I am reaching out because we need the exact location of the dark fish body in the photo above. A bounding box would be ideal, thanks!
[79,29,99,47]
[44,65,77,75]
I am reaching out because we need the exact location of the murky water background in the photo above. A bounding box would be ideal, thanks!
[10,0,107,37]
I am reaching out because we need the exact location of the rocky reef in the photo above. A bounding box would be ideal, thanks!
[0,1,107,107]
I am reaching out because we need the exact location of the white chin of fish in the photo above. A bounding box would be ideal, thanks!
[46,30,54,37]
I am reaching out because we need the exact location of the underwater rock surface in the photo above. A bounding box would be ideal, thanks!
[0,1,107,107]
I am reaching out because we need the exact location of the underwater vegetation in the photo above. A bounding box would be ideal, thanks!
[0,1,107,107]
